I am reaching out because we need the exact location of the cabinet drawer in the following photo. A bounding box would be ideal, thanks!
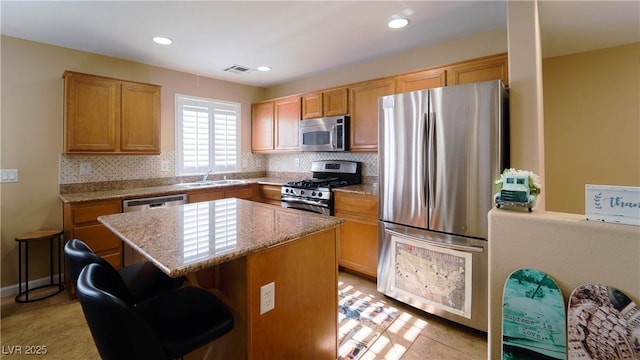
[70,200,121,225]
[72,224,122,253]
[101,251,122,269]
[334,193,377,217]
[188,190,225,203]
[225,186,255,200]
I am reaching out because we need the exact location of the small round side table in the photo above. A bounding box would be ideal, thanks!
[15,229,65,303]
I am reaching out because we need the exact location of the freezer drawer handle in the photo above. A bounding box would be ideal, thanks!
[386,229,484,253]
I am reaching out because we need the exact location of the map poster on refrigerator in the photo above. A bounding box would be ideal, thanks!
[391,235,472,318]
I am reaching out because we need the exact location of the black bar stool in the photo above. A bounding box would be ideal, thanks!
[15,229,65,303]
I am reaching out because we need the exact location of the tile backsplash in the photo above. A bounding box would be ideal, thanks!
[60,151,378,184]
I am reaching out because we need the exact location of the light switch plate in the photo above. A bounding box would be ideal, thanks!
[0,169,18,183]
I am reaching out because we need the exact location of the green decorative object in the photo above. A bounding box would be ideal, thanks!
[494,168,541,212]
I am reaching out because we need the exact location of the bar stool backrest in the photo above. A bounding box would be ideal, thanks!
[64,239,133,304]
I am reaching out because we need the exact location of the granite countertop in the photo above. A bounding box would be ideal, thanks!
[58,176,299,204]
[60,176,377,203]
[98,198,343,277]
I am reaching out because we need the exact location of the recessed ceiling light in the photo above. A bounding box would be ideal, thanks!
[388,18,409,29]
[152,36,173,45]
[257,66,272,72]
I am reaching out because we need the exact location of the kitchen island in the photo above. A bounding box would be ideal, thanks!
[98,198,343,360]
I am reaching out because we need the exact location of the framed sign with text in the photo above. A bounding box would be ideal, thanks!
[585,184,639,226]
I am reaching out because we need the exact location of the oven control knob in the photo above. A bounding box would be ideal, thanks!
[312,191,316,197]
[300,190,305,195]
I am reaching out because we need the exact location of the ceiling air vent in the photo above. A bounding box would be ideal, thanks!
[224,65,252,74]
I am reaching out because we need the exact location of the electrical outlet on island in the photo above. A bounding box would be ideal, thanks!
[260,282,275,315]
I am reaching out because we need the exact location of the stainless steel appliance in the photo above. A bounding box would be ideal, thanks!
[281,160,361,215]
[122,194,187,265]
[299,115,349,152]
[377,80,509,332]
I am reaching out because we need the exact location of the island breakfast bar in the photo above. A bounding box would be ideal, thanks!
[98,198,343,360]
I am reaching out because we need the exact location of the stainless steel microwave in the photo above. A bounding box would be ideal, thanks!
[299,115,349,152]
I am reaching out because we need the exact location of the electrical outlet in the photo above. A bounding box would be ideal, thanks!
[295,158,300,167]
[79,162,92,175]
[260,282,275,314]
[161,160,169,172]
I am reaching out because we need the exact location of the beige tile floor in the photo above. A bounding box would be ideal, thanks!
[0,271,486,359]
[339,271,487,360]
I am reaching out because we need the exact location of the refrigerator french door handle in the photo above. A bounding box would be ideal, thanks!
[428,111,436,210]
[423,112,429,208]
[385,228,485,253]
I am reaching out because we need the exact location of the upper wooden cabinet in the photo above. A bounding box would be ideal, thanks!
[252,96,301,153]
[348,78,395,152]
[395,68,447,93]
[446,53,509,87]
[251,101,275,152]
[301,87,348,119]
[63,71,160,154]
[274,96,301,151]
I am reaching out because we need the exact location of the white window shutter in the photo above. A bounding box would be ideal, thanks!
[176,95,240,175]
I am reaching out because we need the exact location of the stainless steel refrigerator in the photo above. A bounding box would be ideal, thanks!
[377,80,508,332]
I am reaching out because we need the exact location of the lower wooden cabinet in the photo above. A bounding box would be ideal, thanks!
[258,184,282,206]
[63,199,123,296]
[188,184,258,203]
[63,199,123,268]
[334,191,378,278]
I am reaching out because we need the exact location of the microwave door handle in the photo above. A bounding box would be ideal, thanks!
[330,125,336,149]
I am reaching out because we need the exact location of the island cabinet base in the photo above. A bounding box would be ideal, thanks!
[192,227,339,360]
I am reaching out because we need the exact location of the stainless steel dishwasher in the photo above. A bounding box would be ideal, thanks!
[122,194,187,265]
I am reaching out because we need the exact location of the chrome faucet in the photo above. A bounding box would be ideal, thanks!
[202,169,213,182]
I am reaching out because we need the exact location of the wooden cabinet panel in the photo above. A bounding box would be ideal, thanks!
[63,71,161,154]
[63,198,123,297]
[188,189,225,203]
[323,87,348,116]
[301,92,323,119]
[120,82,160,153]
[188,184,258,203]
[395,68,446,93]
[246,228,337,359]
[225,186,256,200]
[64,72,119,152]
[70,201,122,225]
[349,78,395,152]
[258,184,282,206]
[251,101,274,152]
[302,87,348,119]
[274,96,301,151]
[446,53,508,87]
[334,192,378,278]
[72,224,122,267]
[338,221,377,278]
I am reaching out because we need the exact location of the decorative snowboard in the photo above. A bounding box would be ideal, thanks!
[567,283,639,360]
[502,268,567,359]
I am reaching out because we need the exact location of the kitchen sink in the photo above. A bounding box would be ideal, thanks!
[177,179,247,187]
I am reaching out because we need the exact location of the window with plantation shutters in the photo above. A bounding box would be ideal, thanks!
[176,94,240,175]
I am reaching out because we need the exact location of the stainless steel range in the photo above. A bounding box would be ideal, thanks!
[281,160,362,215]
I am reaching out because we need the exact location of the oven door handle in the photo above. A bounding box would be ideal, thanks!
[385,228,484,253]
[281,196,329,207]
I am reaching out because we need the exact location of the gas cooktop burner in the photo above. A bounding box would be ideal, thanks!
[287,177,350,189]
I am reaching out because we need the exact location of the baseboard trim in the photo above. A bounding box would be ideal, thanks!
[1,274,64,298]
